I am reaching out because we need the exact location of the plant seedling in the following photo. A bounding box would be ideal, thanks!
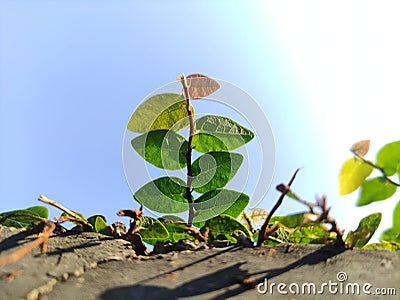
[126,73,255,245]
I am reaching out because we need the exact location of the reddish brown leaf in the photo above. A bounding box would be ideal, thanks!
[351,140,370,157]
[185,74,220,100]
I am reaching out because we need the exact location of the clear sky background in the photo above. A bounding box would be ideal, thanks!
[1,1,399,241]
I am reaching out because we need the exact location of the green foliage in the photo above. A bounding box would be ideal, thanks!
[393,200,400,232]
[376,141,400,176]
[270,212,307,228]
[134,176,189,213]
[338,158,373,195]
[127,93,188,133]
[339,140,400,244]
[267,213,335,245]
[363,241,400,251]
[200,214,251,243]
[357,177,397,206]
[87,215,110,235]
[380,229,400,243]
[193,189,249,223]
[192,115,254,153]
[191,152,243,193]
[131,130,188,170]
[288,224,334,244]
[127,74,254,241]
[153,218,195,244]
[380,200,400,243]
[139,216,169,245]
[0,206,48,228]
[346,213,381,248]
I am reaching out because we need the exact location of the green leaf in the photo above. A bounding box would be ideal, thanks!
[153,218,195,244]
[27,206,49,219]
[338,158,374,195]
[357,177,397,206]
[380,228,400,243]
[288,224,333,244]
[134,177,189,214]
[127,93,190,133]
[0,206,49,228]
[192,221,206,229]
[270,212,308,228]
[200,214,251,243]
[192,152,243,193]
[193,189,249,223]
[192,133,228,153]
[131,130,188,170]
[376,140,400,176]
[87,214,105,227]
[346,212,382,248]
[160,215,186,222]
[269,227,291,244]
[87,215,108,233]
[192,115,254,153]
[363,241,400,251]
[393,200,400,232]
[139,216,169,245]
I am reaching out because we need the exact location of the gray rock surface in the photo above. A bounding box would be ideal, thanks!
[0,225,399,299]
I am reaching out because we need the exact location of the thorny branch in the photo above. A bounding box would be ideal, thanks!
[313,196,345,246]
[257,169,300,246]
[256,168,345,247]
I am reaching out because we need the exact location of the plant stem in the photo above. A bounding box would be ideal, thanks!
[179,74,195,225]
[354,153,400,187]
[257,168,300,246]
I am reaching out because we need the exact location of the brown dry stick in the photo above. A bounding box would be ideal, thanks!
[0,222,55,268]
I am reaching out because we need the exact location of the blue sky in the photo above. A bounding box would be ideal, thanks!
[1,1,399,241]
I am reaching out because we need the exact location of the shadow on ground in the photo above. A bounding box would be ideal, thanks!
[101,245,347,300]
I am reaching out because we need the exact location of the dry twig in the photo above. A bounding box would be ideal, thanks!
[54,216,92,231]
[116,205,149,255]
[0,222,55,268]
[314,196,345,246]
[38,195,93,230]
[257,169,300,246]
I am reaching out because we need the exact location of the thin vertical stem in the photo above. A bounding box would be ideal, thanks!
[257,168,300,246]
[179,74,195,225]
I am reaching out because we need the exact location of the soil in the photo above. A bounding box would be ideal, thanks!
[0,225,399,300]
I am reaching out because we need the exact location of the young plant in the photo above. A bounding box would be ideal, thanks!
[126,73,254,244]
[339,140,400,247]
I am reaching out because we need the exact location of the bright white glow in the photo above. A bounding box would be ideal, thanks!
[256,1,400,240]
